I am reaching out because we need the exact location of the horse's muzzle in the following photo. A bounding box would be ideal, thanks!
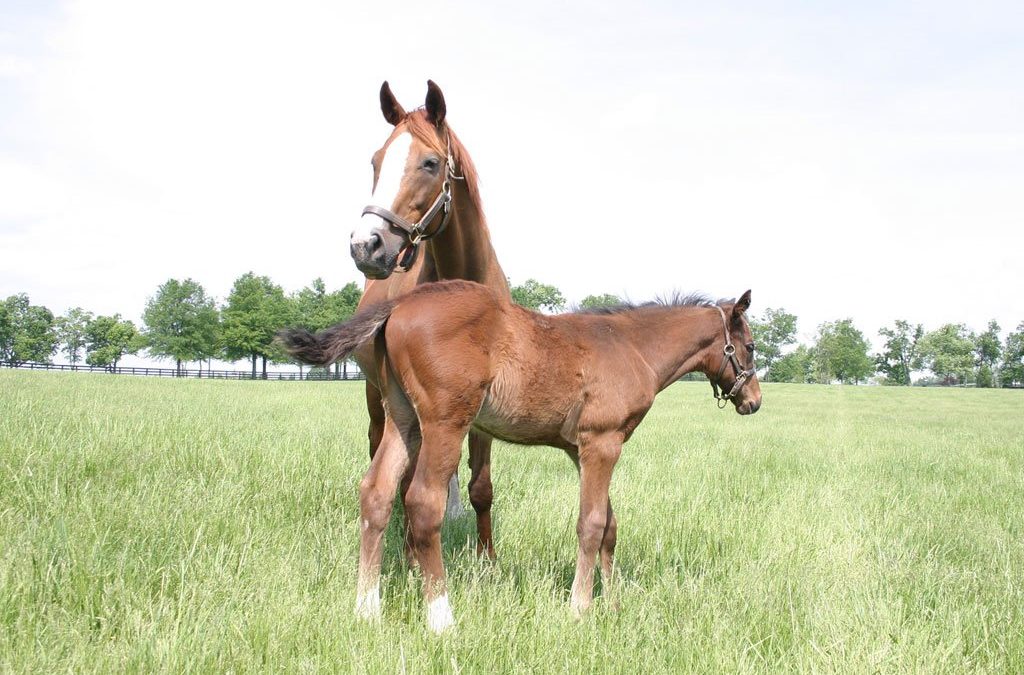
[350,232,392,279]
[736,398,761,415]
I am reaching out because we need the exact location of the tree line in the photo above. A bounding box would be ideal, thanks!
[1,274,361,378]
[3,276,1023,386]
[504,280,1024,388]
[746,310,1024,388]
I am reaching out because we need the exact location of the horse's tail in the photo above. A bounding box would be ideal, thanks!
[276,299,399,367]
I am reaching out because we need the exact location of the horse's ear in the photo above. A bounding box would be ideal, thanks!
[425,79,446,128]
[380,81,405,126]
[733,290,752,318]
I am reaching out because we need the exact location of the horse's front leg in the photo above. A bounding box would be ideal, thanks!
[571,433,622,617]
[467,430,496,558]
[365,381,385,459]
[405,421,466,633]
[355,415,411,621]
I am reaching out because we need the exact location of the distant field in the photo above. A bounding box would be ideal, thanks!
[1,371,1022,673]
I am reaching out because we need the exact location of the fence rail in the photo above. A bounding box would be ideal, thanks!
[1,360,364,381]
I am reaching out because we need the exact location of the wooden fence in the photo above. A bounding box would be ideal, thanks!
[0,361,364,381]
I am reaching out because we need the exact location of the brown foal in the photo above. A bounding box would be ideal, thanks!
[349,81,509,556]
[280,280,762,632]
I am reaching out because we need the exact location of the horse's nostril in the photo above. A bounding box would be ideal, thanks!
[368,232,382,252]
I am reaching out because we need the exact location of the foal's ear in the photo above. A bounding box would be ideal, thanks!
[380,81,405,126]
[425,79,447,128]
[733,290,752,318]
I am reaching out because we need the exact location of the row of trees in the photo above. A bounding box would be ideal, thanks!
[1,275,361,378]
[506,279,1024,388]
[4,275,1023,386]
[751,311,1023,388]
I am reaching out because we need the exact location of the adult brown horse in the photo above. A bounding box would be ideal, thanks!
[348,81,508,556]
[280,280,762,632]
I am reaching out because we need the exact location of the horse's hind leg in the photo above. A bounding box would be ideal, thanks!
[467,431,496,558]
[405,420,469,633]
[355,413,413,621]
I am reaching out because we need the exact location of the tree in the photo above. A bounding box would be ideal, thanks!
[811,319,874,384]
[974,320,1001,388]
[999,322,1024,387]
[291,278,362,375]
[0,294,57,364]
[579,293,622,310]
[143,278,220,375]
[221,272,293,378]
[749,308,797,380]
[55,307,94,365]
[875,320,923,386]
[510,278,565,313]
[293,278,361,332]
[769,344,814,383]
[85,315,143,369]
[919,323,975,385]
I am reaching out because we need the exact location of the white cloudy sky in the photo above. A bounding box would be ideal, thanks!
[2,0,1022,364]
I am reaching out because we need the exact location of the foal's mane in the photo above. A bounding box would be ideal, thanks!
[574,292,728,316]
[402,109,484,219]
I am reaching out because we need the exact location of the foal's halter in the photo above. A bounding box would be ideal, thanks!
[710,306,757,409]
[360,133,461,273]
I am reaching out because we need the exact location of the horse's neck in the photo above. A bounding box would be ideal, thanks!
[629,308,718,390]
[426,181,509,296]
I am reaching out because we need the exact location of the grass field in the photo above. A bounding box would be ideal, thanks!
[1,370,1022,673]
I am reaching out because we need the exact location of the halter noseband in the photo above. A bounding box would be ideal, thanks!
[710,306,757,409]
[360,133,461,273]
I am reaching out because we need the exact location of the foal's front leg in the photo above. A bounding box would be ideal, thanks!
[571,433,622,617]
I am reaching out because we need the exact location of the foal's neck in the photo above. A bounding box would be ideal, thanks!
[427,180,509,296]
[629,307,719,391]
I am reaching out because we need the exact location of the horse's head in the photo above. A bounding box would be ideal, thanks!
[710,290,762,415]
[350,80,456,279]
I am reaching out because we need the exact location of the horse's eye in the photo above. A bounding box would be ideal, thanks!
[746,342,756,353]
[422,157,440,172]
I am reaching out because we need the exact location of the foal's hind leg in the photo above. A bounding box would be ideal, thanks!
[571,433,622,617]
[404,421,469,633]
[355,414,413,621]
[467,430,496,558]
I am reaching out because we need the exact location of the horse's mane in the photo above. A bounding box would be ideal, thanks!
[574,292,729,316]
[403,109,484,219]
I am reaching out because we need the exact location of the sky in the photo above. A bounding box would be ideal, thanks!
[2,0,1023,367]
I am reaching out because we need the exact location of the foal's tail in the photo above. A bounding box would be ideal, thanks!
[276,299,398,367]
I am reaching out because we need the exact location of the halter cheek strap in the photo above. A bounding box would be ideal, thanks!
[710,306,757,409]
[360,132,461,273]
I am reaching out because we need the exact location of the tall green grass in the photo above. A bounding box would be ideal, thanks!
[1,371,1022,672]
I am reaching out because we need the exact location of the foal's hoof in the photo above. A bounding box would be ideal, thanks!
[426,594,455,634]
[355,589,382,622]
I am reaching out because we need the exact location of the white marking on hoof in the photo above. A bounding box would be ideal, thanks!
[426,593,455,633]
[355,583,381,621]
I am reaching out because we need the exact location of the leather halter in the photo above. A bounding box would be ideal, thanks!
[360,133,460,273]
[710,306,757,408]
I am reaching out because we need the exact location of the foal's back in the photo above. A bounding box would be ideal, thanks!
[381,281,658,450]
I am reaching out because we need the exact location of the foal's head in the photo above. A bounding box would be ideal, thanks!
[708,290,762,415]
[350,80,476,279]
